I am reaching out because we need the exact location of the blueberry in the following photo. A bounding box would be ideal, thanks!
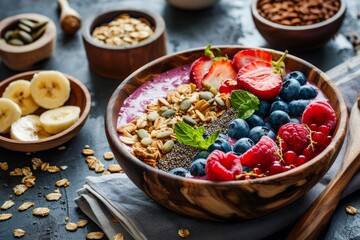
[273,96,283,102]
[245,114,265,129]
[218,133,227,139]
[269,110,290,130]
[254,100,270,117]
[233,138,255,155]
[189,158,206,177]
[264,122,275,133]
[290,118,301,124]
[285,71,307,85]
[169,167,188,177]
[208,138,232,153]
[227,119,249,140]
[270,100,289,113]
[248,126,276,143]
[288,100,310,117]
[194,151,210,160]
[280,79,300,102]
[297,85,318,100]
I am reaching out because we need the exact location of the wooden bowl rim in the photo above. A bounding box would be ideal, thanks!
[0,70,91,151]
[106,45,348,186]
[251,0,346,31]
[82,7,165,50]
[0,13,56,53]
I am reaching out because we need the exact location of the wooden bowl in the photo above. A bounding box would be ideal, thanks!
[166,0,219,10]
[0,71,91,152]
[0,13,56,71]
[251,0,346,51]
[82,8,167,80]
[105,46,348,220]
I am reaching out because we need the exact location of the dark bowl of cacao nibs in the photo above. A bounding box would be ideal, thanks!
[105,45,348,220]
[251,0,346,51]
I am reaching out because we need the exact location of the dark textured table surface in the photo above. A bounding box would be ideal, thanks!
[1,0,360,239]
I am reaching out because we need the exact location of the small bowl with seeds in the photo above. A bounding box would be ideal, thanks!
[0,13,56,71]
[82,8,167,80]
[251,0,346,51]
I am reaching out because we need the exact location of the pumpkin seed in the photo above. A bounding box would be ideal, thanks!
[32,24,47,40]
[3,30,18,40]
[147,111,159,121]
[162,140,174,153]
[8,38,24,46]
[156,130,172,139]
[18,23,32,33]
[214,96,225,107]
[161,109,176,118]
[180,98,192,111]
[141,137,153,146]
[199,91,214,101]
[32,21,48,31]
[137,129,150,139]
[19,19,36,28]
[159,106,168,113]
[182,115,197,126]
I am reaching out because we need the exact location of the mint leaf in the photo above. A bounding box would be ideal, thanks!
[174,122,219,150]
[230,90,260,119]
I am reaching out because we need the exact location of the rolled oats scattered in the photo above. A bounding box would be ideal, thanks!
[102,171,111,176]
[13,228,26,238]
[22,175,36,188]
[32,207,50,216]
[54,189,60,193]
[95,163,105,173]
[82,148,95,156]
[178,228,190,238]
[103,151,114,160]
[1,200,15,210]
[60,165,68,170]
[65,222,78,231]
[22,167,32,176]
[86,231,105,239]
[111,217,119,223]
[85,144,90,149]
[77,219,89,228]
[346,205,357,215]
[10,168,23,176]
[111,233,124,240]
[55,178,70,187]
[47,166,61,173]
[31,157,43,170]
[41,162,49,171]
[107,164,123,173]
[45,192,62,201]
[18,202,34,211]
[58,146,66,150]
[0,213,13,221]
[0,162,8,171]
[13,184,28,195]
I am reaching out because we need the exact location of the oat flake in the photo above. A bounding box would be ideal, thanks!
[77,219,89,228]
[346,205,357,215]
[103,151,114,160]
[86,231,105,239]
[13,228,25,237]
[0,213,13,221]
[45,192,62,201]
[0,162,8,171]
[111,233,124,240]
[1,200,15,210]
[33,207,50,216]
[65,222,78,231]
[178,228,190,238]
[18,202,34,211]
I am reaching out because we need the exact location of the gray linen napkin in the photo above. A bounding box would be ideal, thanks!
[75,56,360,240]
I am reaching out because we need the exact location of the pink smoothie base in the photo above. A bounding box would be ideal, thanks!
[117,65,191,127]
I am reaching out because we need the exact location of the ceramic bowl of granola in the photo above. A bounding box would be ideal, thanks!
[82,8,167,80]
[105,46,347,220]
[251,0,346,51]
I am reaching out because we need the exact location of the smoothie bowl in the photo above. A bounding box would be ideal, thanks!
[105,46,347,220]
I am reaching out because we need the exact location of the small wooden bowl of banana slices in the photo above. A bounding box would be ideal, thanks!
[0,70,91,152]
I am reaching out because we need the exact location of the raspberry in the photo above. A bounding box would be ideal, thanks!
[302,101,337,131]
[239,136,280,172]
[278,123,310,154]
[205,150,242,181]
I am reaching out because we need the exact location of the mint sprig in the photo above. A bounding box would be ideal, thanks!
[174,122,219,150]
[230,90,260,119]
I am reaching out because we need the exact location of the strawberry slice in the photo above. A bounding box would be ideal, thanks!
[202,59,237,91]
[190,56,212,90]
[232,49,272,71]
[236,51,288,100]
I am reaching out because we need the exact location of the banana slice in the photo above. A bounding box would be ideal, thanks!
[0,98,22,134]
[2,79,39,115]
[10,115,51,141]
[30,71,71,109]
[40,106,80,134]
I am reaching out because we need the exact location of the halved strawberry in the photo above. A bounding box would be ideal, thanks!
[190,56,212,90]
[236,51,288,100]
[232,49,272,71]
[202,59,237,91]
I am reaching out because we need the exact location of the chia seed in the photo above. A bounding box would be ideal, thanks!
[158,107,238,172]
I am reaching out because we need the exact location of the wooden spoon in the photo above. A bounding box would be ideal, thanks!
[287,95,360,240]
[58,0,81,34]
